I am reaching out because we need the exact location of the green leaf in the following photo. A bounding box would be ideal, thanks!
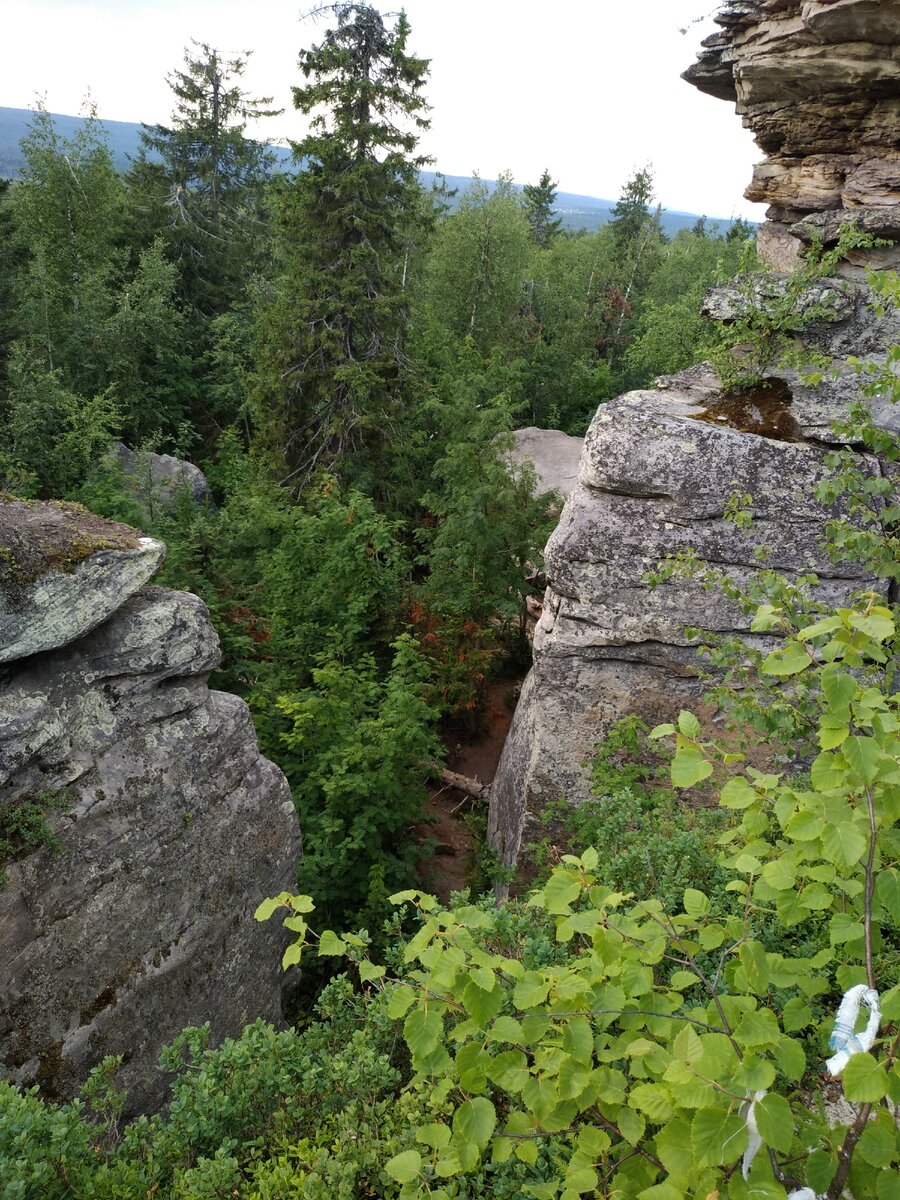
[842,735,882,784]
[682,887,711,917]
[388,985,416,1019]
[282,942,303,969]
[655,1117,693,1176]
[630,1083,673,1122]
[773,1037,806,1082]
[462,977,503,1027]
[522,1075,558,1122]
[811,752,847,791]
[671,748,713,788]
[254,895,285,921]
[543,870,582,914]
[385,1150,422,1183]
[821,821,868,870]
[691,1107,748,1166]
[755,1093,793,1153]
[761,857,795,891]
[563,1017,594,1065]
[638,1185,684,1200]
[514,971,550,1010]
[782,998,813,1032]
[359,960,385,982]
[843,1053,890,1103]
[317,930,347,956]
[453,1097,496,1149]
[829,912,865,946]
[876,1168,900,1199]
[876,869,900,922]
[677,710,702,738]
[404,1008,442,1059]
[650,723,676,738]
[761,643,813,677]
[857,1121,897,1168]
[416,1123,452,1150]
[558,1055,590,1101]
[849,608,894,642]
[617,1106,645,1146]
[798,615,842,641]
[487,1050,529,1092]
[565,1167,600,1194]
[819,716,850,750]
[489,1015,524,1043]
[806,1149,837,1192]
[720,777,758,809]
[734,1008,781,1048]
[821,668,857,717]
[455,1043,490,1093]
[577,1126,611,1157]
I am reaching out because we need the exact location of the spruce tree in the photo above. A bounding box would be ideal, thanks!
[131,43,280,319]
[257,2,430,490]
[523,167,562,248]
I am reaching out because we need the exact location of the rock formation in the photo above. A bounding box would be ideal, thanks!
[505,428,585,499]
[0,500,300,1114]
[683,0,900,273]
[110,442,216,518]
[489,0,898,871]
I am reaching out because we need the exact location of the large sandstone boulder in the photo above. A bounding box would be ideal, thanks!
[505,428,585,499]
[0,503,300,1114]
[683,0,900,273]
[488,365,882,868]
[0,500,165,664]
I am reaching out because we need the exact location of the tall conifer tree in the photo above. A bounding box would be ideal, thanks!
[257,3,430,489]
[131,44,280,319]
[523,168,562,248]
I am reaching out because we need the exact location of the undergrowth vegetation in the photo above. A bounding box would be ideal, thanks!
[1,3,898,1197]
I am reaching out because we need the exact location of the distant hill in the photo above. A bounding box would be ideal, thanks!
[0,106,748,238]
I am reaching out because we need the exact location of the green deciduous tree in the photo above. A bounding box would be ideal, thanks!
[422,174,532,356]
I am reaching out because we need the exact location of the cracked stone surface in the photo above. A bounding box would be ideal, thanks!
[683,0,900,273]
[0,506,300,1115]
[488,365,883,868]
[0,499,165,665]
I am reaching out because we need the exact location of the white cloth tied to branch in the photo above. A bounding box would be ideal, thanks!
[825,983,880,1076]
[741,983,881,1197]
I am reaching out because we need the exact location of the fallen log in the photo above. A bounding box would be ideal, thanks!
[437,767,491,801]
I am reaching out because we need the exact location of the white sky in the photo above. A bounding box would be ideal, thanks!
[1,0,767,221]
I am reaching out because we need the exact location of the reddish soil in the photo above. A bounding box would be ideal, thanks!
[414,680,519,901]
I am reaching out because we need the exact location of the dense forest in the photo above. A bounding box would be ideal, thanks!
[0,7,751,920]
[2,5,898,1199]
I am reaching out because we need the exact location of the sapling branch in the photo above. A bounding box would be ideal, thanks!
[863,783,877,991]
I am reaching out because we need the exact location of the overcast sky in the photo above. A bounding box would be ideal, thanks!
[2,0,767,221]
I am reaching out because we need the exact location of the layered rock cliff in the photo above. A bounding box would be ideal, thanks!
[0,500,300,1114]
[489,0,898,871]
[683,0,900,272]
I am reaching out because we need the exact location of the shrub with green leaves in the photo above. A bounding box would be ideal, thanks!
[261,592,899,1200]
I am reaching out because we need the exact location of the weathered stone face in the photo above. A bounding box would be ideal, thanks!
[0,508,300,1115]
[488,362,883,869]
[683,0,900,270]
[0,499,165,664]
[110,443,216,519]
[505,428,585,499]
